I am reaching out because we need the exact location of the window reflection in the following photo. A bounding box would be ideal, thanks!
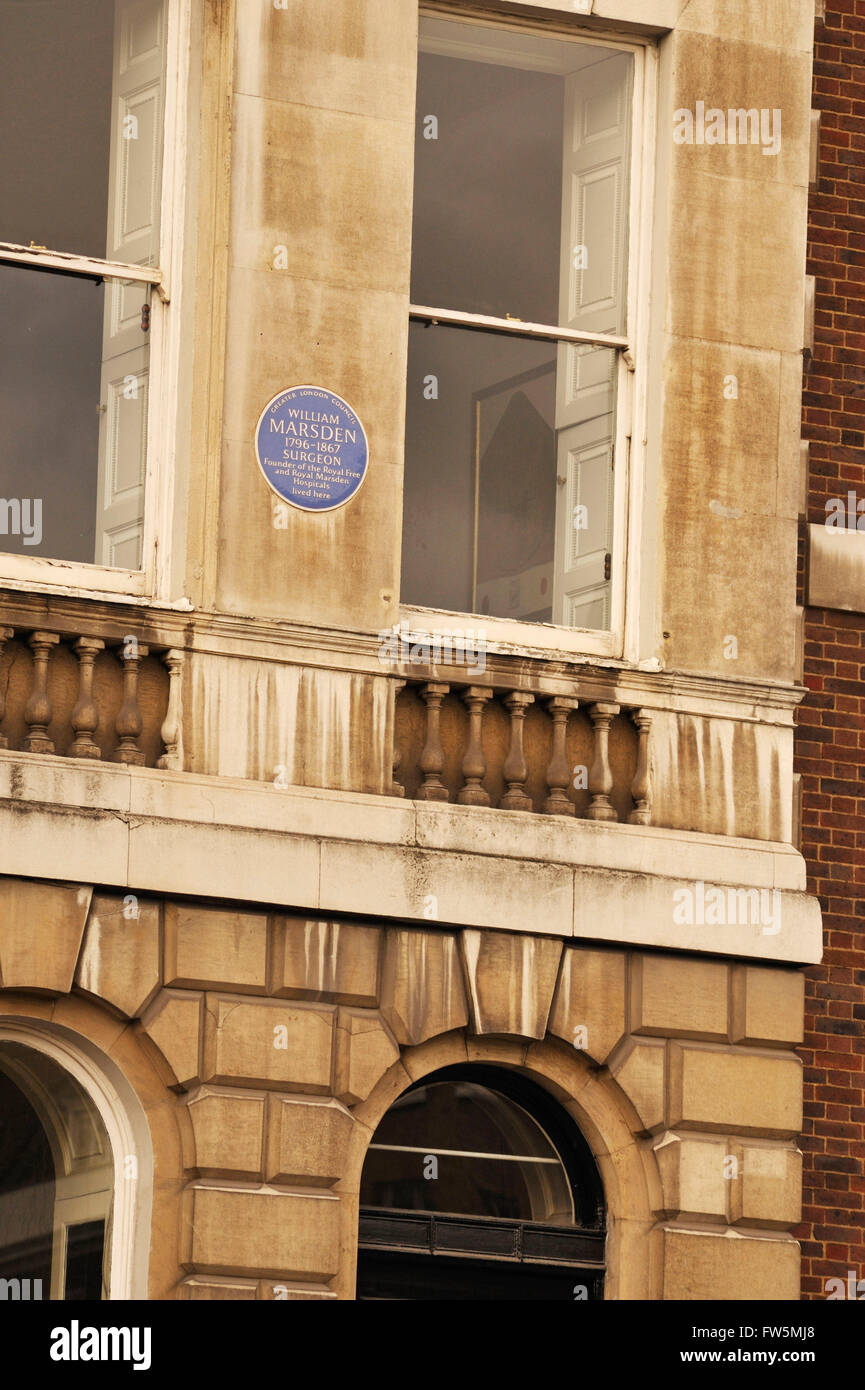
[404,19,632,632]
[361,1079,574,1224]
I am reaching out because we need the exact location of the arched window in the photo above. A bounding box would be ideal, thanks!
[0,1042,113,1300]
[0,1025,153,1301]
[357,1065,605,1300]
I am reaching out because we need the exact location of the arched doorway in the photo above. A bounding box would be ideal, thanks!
[357,1064,605,1300]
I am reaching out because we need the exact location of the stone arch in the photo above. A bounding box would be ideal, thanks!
[0,992,189,1298]
[340,1028,663,1301]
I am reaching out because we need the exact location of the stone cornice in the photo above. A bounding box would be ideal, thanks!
[0,751,820,965]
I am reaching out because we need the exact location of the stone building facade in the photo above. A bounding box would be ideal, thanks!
[0,0,823,1301]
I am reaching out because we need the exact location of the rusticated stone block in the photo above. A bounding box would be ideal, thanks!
[730,1144,802,1228]
[265,1095,353,1185]
[668,1044,802,1137]
[631,954,728,1040]
[731,965,804,1047]
[661,1227,800,1301]
[270,916,380,1006]
[609,1038,667,1133]
[461,931,562,1038]
[379,928,467,1045]
[184,1184,340,1279]
[0,878,92,994]
[187,1087,266,1178]
[549,945,627,1062]
[653,1133,729,1222]
[140,990,203,1089]
[202,996,333,1091]
[76,893,160,1018]
[333,1008,400,1105]
[165,904,267,993]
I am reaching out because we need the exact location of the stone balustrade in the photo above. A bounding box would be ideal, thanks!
[0,626,184,770]
[392,678,653,824]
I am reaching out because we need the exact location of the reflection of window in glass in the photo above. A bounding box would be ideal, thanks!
[0,1043,113,1300]
[403,17,632,632]
[363,1079,574,1222]
[0,0,167,571]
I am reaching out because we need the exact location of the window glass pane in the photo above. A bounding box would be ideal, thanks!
[0,1042,113,1300]
[362,1149,568,1221]
[403,323,557,621]
[372,1080,561,1157]
[0,0,115,258]
[0,263,149,568]
[64,1220,107,1301]
[361,1081,574,1223]
[402,321,617,626]
[0,1068,54,1294]
[0,0,166,266]
[411,19,632,333]
[412,45,562,324]
[405,18,631,633]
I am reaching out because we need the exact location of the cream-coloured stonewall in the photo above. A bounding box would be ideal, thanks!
[0,0,818,1305]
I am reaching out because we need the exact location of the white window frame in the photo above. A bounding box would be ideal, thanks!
[0,0,192,604]
[403,7,656,662]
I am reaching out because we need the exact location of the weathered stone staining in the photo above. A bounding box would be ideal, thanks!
[0,891,809,1300]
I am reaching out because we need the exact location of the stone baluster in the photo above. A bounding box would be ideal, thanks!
[544,696,579,815]
[501,691,534,811]
[628,709,653,825]
[156,649,185,771]
[417,682,449,801]
[112,640,149,766]
[587,701,620,821]
[69,637,105,759]
[0,627,15,749]
[390,679,406,797]
[23,631,60,753]
[458,686,493,806]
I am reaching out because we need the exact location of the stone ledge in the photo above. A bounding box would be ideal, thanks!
[0,754,821,964]
[0,748,807,884]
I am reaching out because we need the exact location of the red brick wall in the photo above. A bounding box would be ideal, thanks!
[797,0,865,1300]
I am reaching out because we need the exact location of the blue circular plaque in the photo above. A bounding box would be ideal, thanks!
[255,385,369,512]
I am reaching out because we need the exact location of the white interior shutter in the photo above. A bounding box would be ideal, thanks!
[95,0,166,569]
[553,52,631,630]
